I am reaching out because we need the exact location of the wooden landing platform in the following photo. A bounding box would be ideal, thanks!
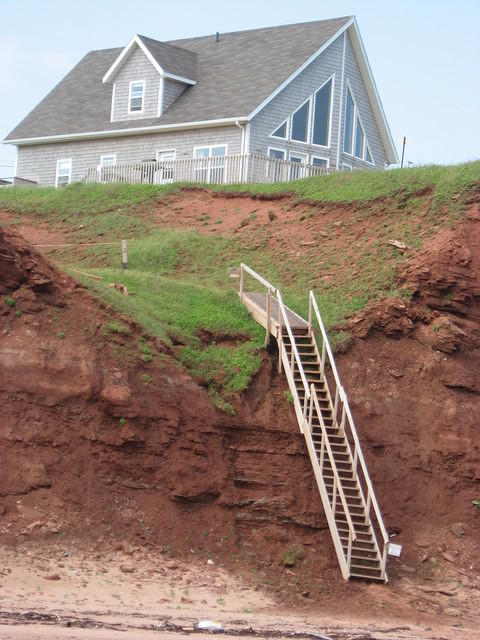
[242,291,308,335]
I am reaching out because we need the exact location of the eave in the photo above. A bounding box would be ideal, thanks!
[3,117,248,146]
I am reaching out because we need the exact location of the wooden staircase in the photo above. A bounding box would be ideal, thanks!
[239,264,390,582]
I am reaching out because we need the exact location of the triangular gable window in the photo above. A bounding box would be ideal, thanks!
[344,85,374,165]
[271,121,287,139]
[291,100,310,142]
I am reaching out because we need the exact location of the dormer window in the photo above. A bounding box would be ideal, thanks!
[129,81,145,113]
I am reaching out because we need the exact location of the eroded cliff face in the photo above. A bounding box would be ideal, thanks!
[1,214,479,588]
[0,227,336,576]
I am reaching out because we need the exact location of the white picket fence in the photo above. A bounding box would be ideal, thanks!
[84,153,332,186]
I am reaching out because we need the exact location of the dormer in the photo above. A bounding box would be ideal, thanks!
[103,34,197,122]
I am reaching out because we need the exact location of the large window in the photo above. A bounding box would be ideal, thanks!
[129,81,144,113]
[55,159,72,188]
[291,100,309,142]
[344,88,354,154]
[193,145,227,183]
[269,76,334,149]
[343,85,374,164]
[312,78,332,147]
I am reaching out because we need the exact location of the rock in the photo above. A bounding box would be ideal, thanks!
[119,564,135,574]
[43,573,61,581]
[100,382,131,406]
[301,590,310,598]
[450,523,466,538]
[121,540,134,555]
[442,552,456,563]
[207,558,215,566]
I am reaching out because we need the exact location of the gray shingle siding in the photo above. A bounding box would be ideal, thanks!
[248,35,344,168]
[16,126,242,186]
[340,32,387,169]
[112,47,160,121]
[163,79,188,114]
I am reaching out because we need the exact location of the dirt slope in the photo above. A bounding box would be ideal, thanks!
[1,191,480,634]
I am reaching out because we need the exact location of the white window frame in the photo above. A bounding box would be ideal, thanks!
[55,158,72,188]
[193,144,228,184]
[156,149,176,161]
[354,116,366,160]
[128,80,145,114]
[342,162,353,172]
[100,154,116,166]
[267,146,286,160]
[155,149,177,184]
[343,81,373,165]
[365,143,374,166]
[311,74,335,149]
[289,151,308,180]
[269,119,288,140]
[290,97,312,145]
[311,155,330,169]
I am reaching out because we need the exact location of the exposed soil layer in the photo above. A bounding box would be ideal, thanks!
[1,191,480,636]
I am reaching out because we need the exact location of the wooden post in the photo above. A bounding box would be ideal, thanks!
[239,266,244,302]
[121,240,128,269]
[265,289,271,347]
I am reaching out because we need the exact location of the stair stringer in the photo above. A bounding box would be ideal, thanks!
[278,332,353,580]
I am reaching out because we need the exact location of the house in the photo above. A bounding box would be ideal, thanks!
[4,17,398,187]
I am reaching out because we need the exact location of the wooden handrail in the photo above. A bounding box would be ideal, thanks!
[311,384,356,543]
[240,264,310,404]
[309,290,389,551]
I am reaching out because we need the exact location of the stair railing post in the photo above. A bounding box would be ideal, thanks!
[239,264,244,303]
[265,288,271,347]
[347,532,353,573]
[332,477,337,518]
[278,297,283,374]
[308,292,312,336]
[308,391,313,433]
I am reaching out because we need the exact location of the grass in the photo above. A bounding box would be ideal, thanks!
[215,161,480,215]
[1,162,479,406]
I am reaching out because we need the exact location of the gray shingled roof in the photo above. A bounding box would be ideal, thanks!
[136,35,197,81]
[6,17,351,141]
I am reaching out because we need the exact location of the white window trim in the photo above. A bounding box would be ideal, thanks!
[354,115,366,160]
[365,142,375,166]
[289,152,307,163]
[311,155,330,168]
[312,74,335,149]
[100,154,117,166]
[290,96,312,145]
[55,158,72,188]
[128,80,145,114]
[342,162,353,172]
[156,149,177,160]
[193,144,228,157]
[343,81,374,165]
[269,119,288,140]
[267,146,286,160]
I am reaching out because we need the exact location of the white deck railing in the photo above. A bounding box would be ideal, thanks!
[84,153,332,186]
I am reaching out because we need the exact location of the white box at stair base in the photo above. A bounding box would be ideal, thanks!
[388,543,402,557]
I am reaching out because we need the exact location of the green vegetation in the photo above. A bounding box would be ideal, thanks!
[282,546,305,567]
[1,162,478,408]
[4,297,16,308]
[216,161,480,215]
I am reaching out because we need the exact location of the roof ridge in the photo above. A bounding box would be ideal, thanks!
[166,15,353,45]
[137,34,197,56]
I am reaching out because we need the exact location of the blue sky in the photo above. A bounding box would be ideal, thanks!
[1,0,479,178]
